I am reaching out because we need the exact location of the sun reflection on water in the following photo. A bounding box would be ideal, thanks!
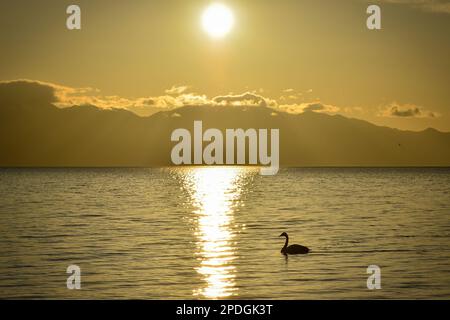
[176,167,255,299]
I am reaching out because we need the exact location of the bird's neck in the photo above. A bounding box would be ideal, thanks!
[283,236,289,248]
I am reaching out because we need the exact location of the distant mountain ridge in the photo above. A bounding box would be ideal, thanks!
[1,101,449,167]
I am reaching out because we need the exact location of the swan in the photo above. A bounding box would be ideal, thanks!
[279,232,310,255]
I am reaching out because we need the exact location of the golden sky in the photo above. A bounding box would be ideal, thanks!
[0,0,449,131]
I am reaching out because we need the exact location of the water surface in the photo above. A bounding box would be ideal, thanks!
[0,167,449,299]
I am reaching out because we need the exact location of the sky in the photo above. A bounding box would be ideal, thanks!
[0,0,449,131]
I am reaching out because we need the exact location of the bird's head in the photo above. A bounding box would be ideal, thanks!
[279,232,288,238]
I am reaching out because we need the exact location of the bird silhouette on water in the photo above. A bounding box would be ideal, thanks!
[279,232,310,255]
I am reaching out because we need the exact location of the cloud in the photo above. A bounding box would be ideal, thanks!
[7,79,437,123]
[280,88,309,102]
[280,94,302,101]
[212,92,274,108]
[0,79,200,116]
[165,85,190,96]
[1,79,280,116]
[373,0,450,14]
[303,103,327,112]
[277,102,340,114]
[0,79,345,118]
[379,102,439,118]
[0,79,59,106]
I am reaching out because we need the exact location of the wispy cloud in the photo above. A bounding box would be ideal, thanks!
[165,85,190,96]
[277,102,340,114]
[212,92,276,108]
[0,80,440,124]
[379,102,440,118]
[0,80,346,118]
[0,80,281,116]
[279,88,310,102]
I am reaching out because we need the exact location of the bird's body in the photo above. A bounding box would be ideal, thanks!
[279,232,310,255]
[282,243,310,255]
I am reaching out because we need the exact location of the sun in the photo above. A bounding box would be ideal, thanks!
[202,3,234,38]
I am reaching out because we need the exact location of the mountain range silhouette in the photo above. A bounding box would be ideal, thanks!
[1,100,449,167]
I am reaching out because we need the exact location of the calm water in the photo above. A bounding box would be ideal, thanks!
[0,167,449,299]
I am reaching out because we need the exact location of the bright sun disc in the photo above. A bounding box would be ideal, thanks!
[202,3,234,38]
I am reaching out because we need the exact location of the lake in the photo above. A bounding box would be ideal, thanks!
[0,167,449,299]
